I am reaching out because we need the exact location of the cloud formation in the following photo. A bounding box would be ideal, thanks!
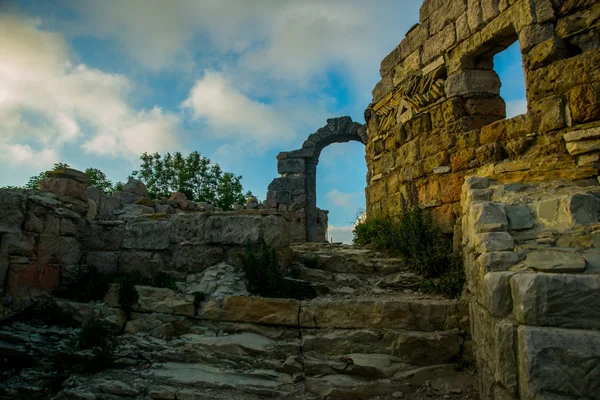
[182,71,293,144]
[73,0,420,108]
[326,189,362,210]
[0,13,180,168]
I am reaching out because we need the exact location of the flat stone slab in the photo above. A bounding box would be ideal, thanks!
[518,326,600,399]
[511,273,600,329]
[523,251,586,273]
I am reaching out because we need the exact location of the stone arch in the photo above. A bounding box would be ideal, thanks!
[265,116,367,242]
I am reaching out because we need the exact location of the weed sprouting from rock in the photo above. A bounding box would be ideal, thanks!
[241,241,317,300]
[353,191,465,298]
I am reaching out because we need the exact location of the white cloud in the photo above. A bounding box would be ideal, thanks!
[0,13,180,166]
[72,0,420,105]
[506,99,528,118]
[326,189,362,210]
[182,71,293,144]
[327,225,354,244]
[3,144,59,166]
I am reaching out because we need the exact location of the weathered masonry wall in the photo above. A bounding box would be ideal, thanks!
[366,1,600,399]
[0,174,291,319]
[461,177,600,399]
[366,0,600,235]
[265,116,368,242]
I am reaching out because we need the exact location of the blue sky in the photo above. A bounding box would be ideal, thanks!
[0,1,526,243]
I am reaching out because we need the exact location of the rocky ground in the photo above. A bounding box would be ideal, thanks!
[0,244,478,400]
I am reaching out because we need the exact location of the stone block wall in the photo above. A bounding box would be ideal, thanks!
[366,0,600,234]
[84,209,291,282]
[0,187,88,316]
[0,175,292,320]
[461,176,600,399]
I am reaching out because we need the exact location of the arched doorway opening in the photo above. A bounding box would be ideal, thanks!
[317,141,367,243]
[265,117,367,242]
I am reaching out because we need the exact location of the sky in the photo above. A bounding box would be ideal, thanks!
[0,0,526,243]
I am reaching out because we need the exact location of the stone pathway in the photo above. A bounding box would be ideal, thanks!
[0,244,478,399]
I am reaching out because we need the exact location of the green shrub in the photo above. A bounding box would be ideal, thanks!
[241,241,317,300]
[302,255,319,270]
[420,257,466,298]
[16,298,77,328]
[149,271,177,291]
[353,203,465,298]
[193,292,205,309]
[77,317,112,350]
[115,273,139,309]
[55,265,112,303]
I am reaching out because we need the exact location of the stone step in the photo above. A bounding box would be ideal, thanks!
[142,361,298,396]
[305,364,473,399]
[302,329,462,367]
[198,296,468,332]
[297,267,422,291]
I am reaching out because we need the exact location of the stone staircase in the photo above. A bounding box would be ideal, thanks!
[0,244,477,400]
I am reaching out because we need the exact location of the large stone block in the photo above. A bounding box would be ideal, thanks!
[474,232,515,254]
[523,250,587,273]
[535,194,600,227]
[478,251,520,273]
[173,244,225,273]
[119,251,165,278]
[505,205,534,230]
[481,271,514,317]
[123,219,172,250]
[122,179,147,197]
[524,37,570,70]
[384,330,461,366]
[6,263,60,298]
[518,326,600,399]
[511,273,600,329]
[527,49,600,100]
[262,215,289,248]
[85,251,120,275]
[467,202,509,234]
[277,158,305,174]
[445,70,501,98]
[171,213,207,243]
[37,234,82,265]
[219,296,299,327]
[205,215,263,245]
[0,190,26,234]
[84,223,124,251]
[40,177,88,202]
[428,0,467,35]
[470,302,518,396]
[422,23,456,64]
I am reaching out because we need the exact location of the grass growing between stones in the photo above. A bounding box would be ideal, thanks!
[241,241,317,300]
[353,205,465,298]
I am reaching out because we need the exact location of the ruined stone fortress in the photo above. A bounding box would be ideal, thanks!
[1,0,599,399]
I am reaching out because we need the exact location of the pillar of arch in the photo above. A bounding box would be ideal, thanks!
[265,116,368,242]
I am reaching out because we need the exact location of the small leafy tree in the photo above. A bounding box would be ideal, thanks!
[130,151,249,210]
[7,163,116,194]
[84,168,114,195]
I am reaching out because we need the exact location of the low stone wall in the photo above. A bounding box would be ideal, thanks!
[461,176,600,399]
[0,174,292,320]
[85,209,291,281]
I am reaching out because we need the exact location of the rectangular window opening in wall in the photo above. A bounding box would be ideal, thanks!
[494,41,527,119]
